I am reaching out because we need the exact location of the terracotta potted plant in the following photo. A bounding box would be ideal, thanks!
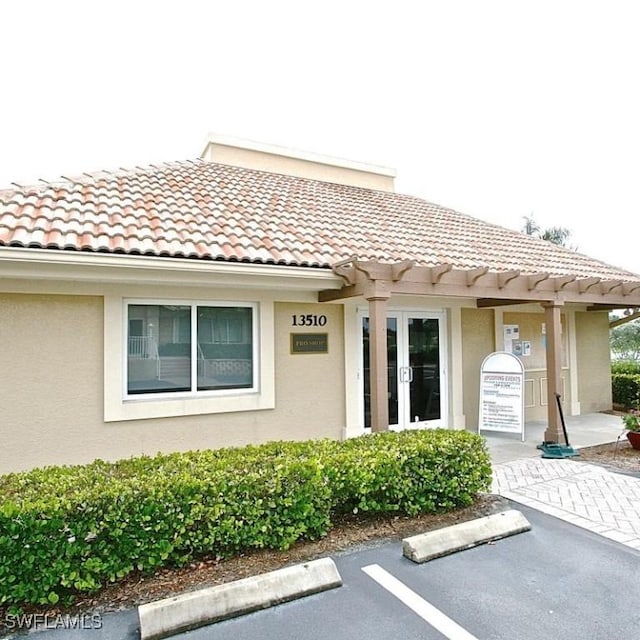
[622,408,640,450]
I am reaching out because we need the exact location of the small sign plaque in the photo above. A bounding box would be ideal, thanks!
[290,333,328,354]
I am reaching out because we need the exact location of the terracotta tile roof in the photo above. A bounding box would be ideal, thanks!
[0,159,638,281]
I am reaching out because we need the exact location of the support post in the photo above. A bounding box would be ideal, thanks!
[542,302,564,443]
[367,292,390,432]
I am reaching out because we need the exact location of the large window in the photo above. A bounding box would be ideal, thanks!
[126,302,255,396]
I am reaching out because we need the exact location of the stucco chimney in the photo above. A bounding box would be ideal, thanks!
[200,133,396,192]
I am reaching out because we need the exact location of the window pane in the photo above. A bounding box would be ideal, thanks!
[197,306,253,391]
[127,305,191,394]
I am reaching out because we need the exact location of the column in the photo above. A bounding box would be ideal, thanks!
[543,302,564,443]
[566,309,581,416]
[368,293,389,432]
[449,306,466,429]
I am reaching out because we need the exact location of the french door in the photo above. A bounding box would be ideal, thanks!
[360,310,446,430]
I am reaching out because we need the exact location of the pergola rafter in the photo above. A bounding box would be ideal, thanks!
[319,261,640,308]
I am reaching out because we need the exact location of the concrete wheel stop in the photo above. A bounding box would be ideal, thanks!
[402,509,531,563]
[138,557,342,640]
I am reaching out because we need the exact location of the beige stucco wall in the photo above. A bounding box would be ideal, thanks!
[1,290,614,475]
[461,308,495,428]
[0,294,345,474]
[502,311,568,369]
[576,311,612,413]
[0,293,105,472]
[503,311,571,421]
[461,307,581,425]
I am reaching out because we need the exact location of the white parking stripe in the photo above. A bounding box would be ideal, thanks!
[361,564,479,640]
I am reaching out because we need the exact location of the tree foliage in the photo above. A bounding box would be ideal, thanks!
[522,215,573,248]
[611,319,640,362]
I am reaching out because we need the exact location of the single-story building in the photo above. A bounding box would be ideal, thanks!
[1,134,639,474]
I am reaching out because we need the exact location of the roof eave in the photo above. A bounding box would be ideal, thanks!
[0,246,343,291]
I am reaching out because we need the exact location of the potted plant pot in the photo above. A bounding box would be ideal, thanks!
[627,431,640,450]
[622,409,640,449]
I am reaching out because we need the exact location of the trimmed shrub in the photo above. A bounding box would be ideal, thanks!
[612,373,640,408]
[0,429,490,608]
[324,429,491,516]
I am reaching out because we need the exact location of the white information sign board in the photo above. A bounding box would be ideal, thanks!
[478,352,525,441]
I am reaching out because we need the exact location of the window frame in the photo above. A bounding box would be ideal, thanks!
[104,294,275,422]
[124,299,259,400]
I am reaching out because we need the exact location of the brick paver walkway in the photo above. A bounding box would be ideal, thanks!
[492,458,640,551]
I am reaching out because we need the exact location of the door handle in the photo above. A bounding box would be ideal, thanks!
[399,366,413,383]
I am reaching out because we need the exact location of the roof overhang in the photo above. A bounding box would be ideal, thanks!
[0,247,344,291]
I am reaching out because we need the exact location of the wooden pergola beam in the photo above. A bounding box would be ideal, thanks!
[610,311,640,328]
[466,266,489,286]
[497,270,520,289]
[601,280,623,295]
[353,260,390,280]
[554,275,577,291]
[318,284,362,302]
[331,256,358,285]
[430,263,453,283]
[391,259,415,282]
[528,273,550,290]
[587,303,632,312]
[318,262,640,307]
[578,277,601,293]
[476,298,533,308]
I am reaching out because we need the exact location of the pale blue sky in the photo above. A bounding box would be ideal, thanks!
[1,0,638,274]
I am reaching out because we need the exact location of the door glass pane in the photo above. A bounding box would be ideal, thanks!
[408,318,440,422]
[128,305,191,394]
[362,317,398,428]
[197,307,253,391]
[387,318,398,426]
[363,318,370,428]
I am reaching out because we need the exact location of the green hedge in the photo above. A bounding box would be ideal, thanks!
[0,429,490,608]
[611,360,640,376]
[325,430,490,515]
[612,373,640,409]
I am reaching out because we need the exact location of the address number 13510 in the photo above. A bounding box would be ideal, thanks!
[291,314,327,327]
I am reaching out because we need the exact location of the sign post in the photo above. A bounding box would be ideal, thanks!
[478,351,525,441]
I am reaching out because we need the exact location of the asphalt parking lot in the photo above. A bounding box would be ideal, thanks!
[193,504,640,640]
[7,503,640,640]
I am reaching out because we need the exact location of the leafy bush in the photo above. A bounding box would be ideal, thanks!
[612,373,640,408]
[0,430,490,608]
[324,429,490,516]
[611,360,640,376]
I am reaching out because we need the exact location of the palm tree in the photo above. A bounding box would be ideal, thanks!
[540,226,571,246]
[522,215,540,237]
[522,215,573,248]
